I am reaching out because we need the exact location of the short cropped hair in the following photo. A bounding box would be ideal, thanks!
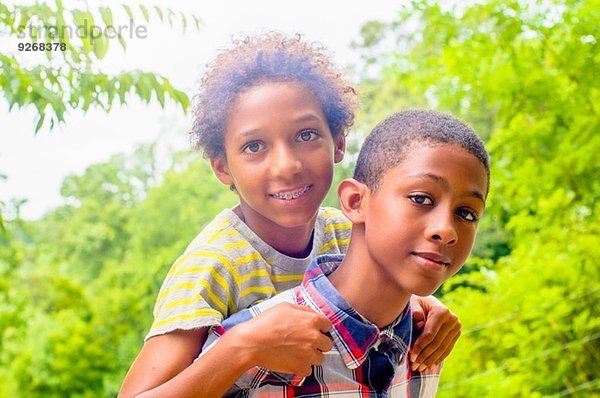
[190,33,359,159]
[354,109,490,193]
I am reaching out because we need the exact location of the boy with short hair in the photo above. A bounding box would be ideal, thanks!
[203,109,490,397]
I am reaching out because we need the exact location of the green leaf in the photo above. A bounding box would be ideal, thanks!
[0,3,9,18]
[193,15,202,31]
[99,6,113,26]
[180,12,187,33]
[122,4,134,20]
[167,9,175,27]
[136,74,152,103]
[152,76,165,106]
[0,212,6,235]
[93,34,109,59]
[71,10,95,56]
[139,4,149,22]
[154,6,164,22]
[117,32,127,50]
[34,112,45,133]
[172,88,189,111]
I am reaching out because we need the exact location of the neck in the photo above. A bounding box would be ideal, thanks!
[328,226,412,328]
[234,202,316,258]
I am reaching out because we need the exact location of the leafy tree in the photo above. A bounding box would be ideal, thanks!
[0,0,199,231]
[355,0,599,395]
[0,0,196,131]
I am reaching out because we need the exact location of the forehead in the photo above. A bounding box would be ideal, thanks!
[225,82,328,138]
[383,144,488,198]
[231,81,322,115]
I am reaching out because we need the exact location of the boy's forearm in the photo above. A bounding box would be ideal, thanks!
[130,302,332,397]
[135,332,255,398]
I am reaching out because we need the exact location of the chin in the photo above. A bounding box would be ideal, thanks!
[408,282,442,297]
[279,208,319,223]
[273,215,316,229]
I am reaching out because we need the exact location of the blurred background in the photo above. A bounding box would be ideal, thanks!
[0,0,598,396]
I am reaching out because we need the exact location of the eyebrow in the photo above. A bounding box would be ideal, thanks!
[238,113,324,138]
[409,172,486,204]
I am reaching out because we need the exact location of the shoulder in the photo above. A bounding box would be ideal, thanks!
[319,206,350,225]
[167,208,257,279]
[316,207,351,254]
[184,208,247,254]
[319,207,351,236]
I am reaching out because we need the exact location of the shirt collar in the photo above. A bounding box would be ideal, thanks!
[297,254,413,369]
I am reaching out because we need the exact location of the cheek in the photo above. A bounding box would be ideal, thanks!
[309,151,335,179]
[365,209,410,253]
[455,228,477,263]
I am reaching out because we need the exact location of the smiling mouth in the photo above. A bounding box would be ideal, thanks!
[413,252,451,267]
[269,185,312,200]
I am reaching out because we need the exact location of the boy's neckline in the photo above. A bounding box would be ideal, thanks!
[224,206,325,270]
[232,204,316,258]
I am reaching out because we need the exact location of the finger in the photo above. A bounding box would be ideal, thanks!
[410,310,453,361]
[420,327,461,367]
[411,308,426,333]
[410,322,452,370]
[410,326,440,363]
[316,334,334,352]
[296,364,313,377]
[289,304,331,329]
[413,324,451,364]
[411,304,426,322]
[288,303,319,312]
[291,306,332,332]
[313,314,333,333]
[311,350,325,366]
[412,326,459,370]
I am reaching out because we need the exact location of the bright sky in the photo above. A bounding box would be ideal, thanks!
[0,0,399,219]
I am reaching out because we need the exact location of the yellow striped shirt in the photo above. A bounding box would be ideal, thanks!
[147,206,351,339]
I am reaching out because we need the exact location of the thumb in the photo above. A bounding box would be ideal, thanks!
[412,307,426,332]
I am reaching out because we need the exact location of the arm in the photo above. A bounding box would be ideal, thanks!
[118,328,209,398]
[409,295,461,371]
[119,303,333,398]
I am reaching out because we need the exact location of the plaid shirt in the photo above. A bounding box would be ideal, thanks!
[204,254,440,397]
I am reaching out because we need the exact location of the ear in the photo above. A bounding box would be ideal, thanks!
[333,134,346,164]
[338,178,367,224]
[210,157,234,186]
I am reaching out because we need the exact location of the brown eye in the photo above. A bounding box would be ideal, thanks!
[298,130,318,142]
[409,195,433,205]
[242,141,263,153]
[457,208,478,222]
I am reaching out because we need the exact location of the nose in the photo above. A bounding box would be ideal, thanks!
[425,213,458,246]
[269,144,303,178]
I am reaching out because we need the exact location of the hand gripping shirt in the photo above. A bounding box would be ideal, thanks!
[147,207,351,339]
[204,254,441,397]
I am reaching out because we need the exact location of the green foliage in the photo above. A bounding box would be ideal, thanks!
[128,153,236,260]
[0,144,236,396]
[0,1,197,132]
[354,0,599,395]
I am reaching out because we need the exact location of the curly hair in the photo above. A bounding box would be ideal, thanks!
[190,33,359,159]
[354,109,490,194]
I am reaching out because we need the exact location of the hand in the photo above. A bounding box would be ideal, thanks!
[223,302,334,377]
[409,295,461,372]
